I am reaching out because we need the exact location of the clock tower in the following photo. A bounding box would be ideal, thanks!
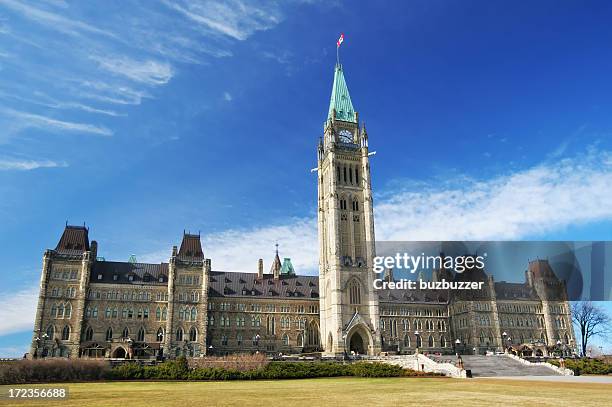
[317,63,381,355]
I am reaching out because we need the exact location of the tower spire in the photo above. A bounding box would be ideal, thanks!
[327,64,356,123]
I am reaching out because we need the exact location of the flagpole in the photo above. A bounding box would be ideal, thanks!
[336,44,339,66]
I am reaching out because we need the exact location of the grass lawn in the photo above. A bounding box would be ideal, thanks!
[1,377,610,407]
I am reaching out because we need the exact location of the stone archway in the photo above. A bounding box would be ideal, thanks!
[349,332,365,354]
[112,347,127,359]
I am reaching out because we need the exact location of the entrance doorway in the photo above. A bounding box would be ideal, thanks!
[349,332,366,354]
[112,347,126,358]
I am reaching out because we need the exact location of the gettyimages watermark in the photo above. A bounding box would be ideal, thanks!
[367,241,612,301]
[373,252,488,291]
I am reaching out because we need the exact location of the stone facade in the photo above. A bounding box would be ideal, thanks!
[29,62,576,360]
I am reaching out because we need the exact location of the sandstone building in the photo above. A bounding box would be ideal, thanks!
[30,63,576,359]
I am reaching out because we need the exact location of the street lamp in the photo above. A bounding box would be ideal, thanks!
[502,332,507,353]
[455,339,461,356]
[414,330,420,354]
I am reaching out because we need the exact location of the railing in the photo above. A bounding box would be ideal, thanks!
[503,353,574,375]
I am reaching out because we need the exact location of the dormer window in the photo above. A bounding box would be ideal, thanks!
[97,274,103,280]
[128,275,134,282]
[113,274,118,281]
[159,277,164,283]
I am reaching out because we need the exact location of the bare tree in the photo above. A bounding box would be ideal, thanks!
[571,301,611,357]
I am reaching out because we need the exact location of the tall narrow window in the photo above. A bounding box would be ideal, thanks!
[46,325,55,340]
[355,169,359,184]
[349,280,361,305]
[61,325,70,341]
[105,327,113,341]
[64,303,72,318]
[189,327,197,342]
[137,327,145,342]
[343,166,347,183]
[176,328,183,342]
[157,328,164,342]
[122,327,129,339]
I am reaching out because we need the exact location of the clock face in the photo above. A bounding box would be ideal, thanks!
[339,129,353,143]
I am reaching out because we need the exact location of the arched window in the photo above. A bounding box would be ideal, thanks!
[416,335,422,348]
[564,333,570,344]
[297,333,304,347]
[64,303,72,318]
[440,335,446,348]
[282,333,289,346]
[105,307,111,318]
[162,307,167,321]
[176,327,183,342]
[428,335,434,347]
[237,333,243,346]
[403,334,410,347]
[58,303,65,318]
[51,304,57,318]
[137,327,145,342]
[122,327,129,339]
[156,307,161,320]
[46,325,55,340]
[156,328,164,342]
[61,325,70,341]
[179,307,185,321]
[189,327,197,342]
[105,327,113,341]
[349,279,361,305]
[190,307,197,321]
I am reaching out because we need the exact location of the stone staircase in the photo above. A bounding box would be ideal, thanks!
[430,355,562,377]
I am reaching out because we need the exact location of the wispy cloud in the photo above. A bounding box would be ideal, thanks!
[0,158,67,170]
[90,55,174,86]
[0,287,38,336]
[0,0,116,38]
[2,108,113,136]
[223,91,232,102]
[162,0,283,41]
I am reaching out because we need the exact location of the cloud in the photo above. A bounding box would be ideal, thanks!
[0,287,38,336]
[0,0,116,38]
[90,55,174,86]
[162,0,283,41]
[141,150,612,275]
[375,150,612,240]
[223,91,232,102]
[0,158,68,170]
[1,108,113,136]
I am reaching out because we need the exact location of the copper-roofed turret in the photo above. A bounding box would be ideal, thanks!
[178,231,203,260]
[55,224,90,254]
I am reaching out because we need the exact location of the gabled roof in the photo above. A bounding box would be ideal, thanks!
[55,225,90,255]
[328,64,357,123]
[178,233,203,260]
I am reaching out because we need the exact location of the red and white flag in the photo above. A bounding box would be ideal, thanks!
[337,33,344,47]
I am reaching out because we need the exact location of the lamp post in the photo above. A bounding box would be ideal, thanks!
[502,332,507,352]
[414,330,420,354]
[455,339,461,356]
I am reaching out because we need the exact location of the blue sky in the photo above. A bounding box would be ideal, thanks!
[0,0,611,357]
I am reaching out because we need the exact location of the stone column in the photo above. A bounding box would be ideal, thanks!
[164,254,176,356]
[71,251,91,358]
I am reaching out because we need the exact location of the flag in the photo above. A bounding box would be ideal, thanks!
[337,33,344,47]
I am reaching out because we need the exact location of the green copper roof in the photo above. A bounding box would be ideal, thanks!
[281,258,295,275]
[328,64,357,123]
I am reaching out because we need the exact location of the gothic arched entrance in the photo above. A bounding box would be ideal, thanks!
[112,347,126,359]
[349,332,366,354]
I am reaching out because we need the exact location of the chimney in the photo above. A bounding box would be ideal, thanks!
[172,245,178,257]
[90,240,98,259]
[257,259,263,280]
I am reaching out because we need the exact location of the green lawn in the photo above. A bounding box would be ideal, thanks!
[1,378,610,407]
